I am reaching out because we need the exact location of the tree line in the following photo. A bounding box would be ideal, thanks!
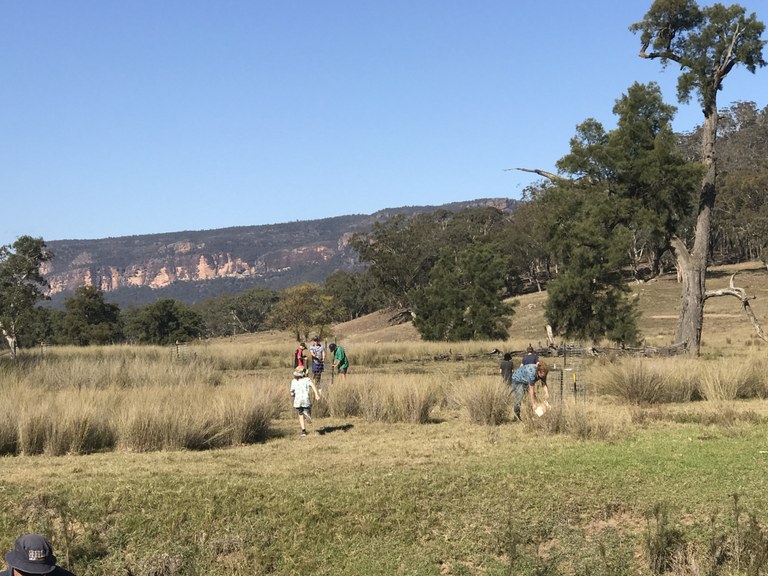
[2,1,767,356]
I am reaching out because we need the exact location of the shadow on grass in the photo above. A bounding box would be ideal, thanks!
[316,423,354,435]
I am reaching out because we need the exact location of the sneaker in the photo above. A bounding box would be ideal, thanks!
[301,430,308,437]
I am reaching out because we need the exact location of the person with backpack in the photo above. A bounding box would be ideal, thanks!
[521,344,539,366]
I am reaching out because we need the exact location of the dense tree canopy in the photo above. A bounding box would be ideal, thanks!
[351,207,525,340]
[193,287,278,338]
[61,286,124,345]
[322,270,387,322]
[412,241,516,341]
[530,81,698,344]
[124,298,204,345]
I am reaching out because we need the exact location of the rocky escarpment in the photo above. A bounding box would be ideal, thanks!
[43,217,363,304]
[42,198,519,306]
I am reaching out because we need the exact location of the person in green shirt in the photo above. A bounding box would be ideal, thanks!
[328,342,349,381]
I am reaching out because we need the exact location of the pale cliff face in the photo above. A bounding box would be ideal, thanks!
[41,198,517,301]
[44,246,338,296]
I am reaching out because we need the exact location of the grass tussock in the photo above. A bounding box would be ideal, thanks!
[2,340,767,456]
[0,354,284,455]
[524,399,629,441]
[589,354,768,405]
[357,374,441,423]
[450,376,511,425]
[319,373,441,423]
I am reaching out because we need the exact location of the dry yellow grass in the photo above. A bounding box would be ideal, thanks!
[0,262,767,576]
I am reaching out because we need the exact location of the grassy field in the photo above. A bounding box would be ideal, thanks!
[0,263,767,575]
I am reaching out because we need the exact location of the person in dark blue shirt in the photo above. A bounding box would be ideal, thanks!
[521,344,539,366]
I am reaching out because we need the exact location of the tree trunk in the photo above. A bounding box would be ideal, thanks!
[0,324,17,361]
[675,250,706,354]
[675,108,718,355]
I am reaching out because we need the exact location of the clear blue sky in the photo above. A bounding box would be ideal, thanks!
[2,1,767,246]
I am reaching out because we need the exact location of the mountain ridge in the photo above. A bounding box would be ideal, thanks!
[43,198,519,308]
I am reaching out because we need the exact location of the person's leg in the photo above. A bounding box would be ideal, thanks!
[513,381,524,420]
[298,412,306,434]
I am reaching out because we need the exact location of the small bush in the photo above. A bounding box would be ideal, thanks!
[644,502,686,574]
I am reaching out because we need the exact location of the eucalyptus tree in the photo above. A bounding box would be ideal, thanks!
[323,270,387,321]
[0,236,52,358]
[267,283,340,342]
[631,0,766,353]
[712,102,768,262]
[350,212,450,309]
[194,286,278,337]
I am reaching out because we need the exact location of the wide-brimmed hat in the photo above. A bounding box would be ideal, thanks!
[293,368,306,378]
[4,534,57,574]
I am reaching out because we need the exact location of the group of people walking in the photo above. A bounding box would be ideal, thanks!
[290,337,349,436]
[500,345,550,420]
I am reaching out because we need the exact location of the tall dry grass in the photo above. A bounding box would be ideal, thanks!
[587,353,768,404]
[3,340,767,456]
[450,376,511,425]
[524,398,630,441]
[320,373,442,423]
[201,337,513,371]
[0,350,284,455]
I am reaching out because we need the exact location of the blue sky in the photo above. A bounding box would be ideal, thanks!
[2,1,767,246]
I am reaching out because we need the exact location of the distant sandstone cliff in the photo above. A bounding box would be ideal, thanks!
[42,198,518,306]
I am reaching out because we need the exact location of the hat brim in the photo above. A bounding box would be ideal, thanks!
[5,551,57,574]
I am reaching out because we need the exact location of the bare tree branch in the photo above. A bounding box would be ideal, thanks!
[704,273,767,342]
[507,167,569,184]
